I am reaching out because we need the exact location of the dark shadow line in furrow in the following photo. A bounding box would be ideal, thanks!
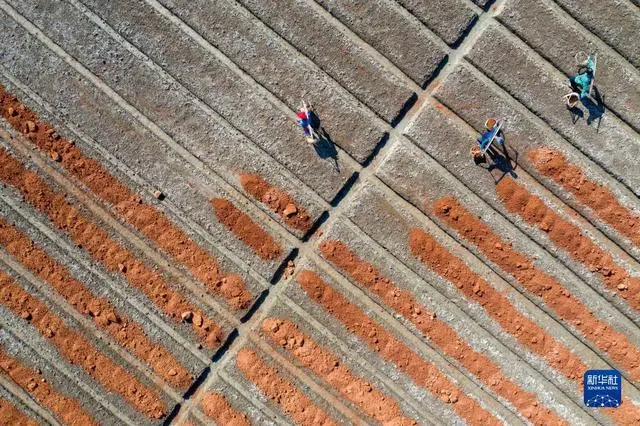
[362,133,391,168]
[481,0,498,12]
[390,93,418,128]
[421,55,449,89]
[451,14,480,49]
[302,211,330,243]
[240,290,269,324]
[330,172,360,208]
[268,248,299,286]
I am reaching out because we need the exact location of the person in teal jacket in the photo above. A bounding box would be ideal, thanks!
[569,56,596,99]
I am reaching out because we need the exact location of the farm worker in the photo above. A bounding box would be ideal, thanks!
[296,109,313,138]
[569,56,596,99]
[477,118,503,148]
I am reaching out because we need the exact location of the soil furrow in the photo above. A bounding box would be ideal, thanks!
[408,225,640,424]
[0,270,166,418]
[529,147,640,250]
[296,270,500,426]
[201,392,249,426]
[0,85,252,310]
[0,348,97,426]
[408,227,587,380]
[434,196,640,380]
[0,396,38,426]
[236,347,337,425]
[211,198,282,261]
[496,178,640,312]
[0,216,193,388]
[261,317,417,425]
[0,146,223,348]
[240,173,312,233]
[320,240,562,424]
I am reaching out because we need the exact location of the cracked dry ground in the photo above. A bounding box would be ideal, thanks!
[0,0,639,425]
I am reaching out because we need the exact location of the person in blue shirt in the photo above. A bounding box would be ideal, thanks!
[569,56,596,100]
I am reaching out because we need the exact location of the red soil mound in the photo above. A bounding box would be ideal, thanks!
[320,240,562,424]
[0,271,165,418]
[0,218,192,388]
[0,86,251,310]
[434,197,640,380]
[240,173,312,232]
[201,392,249,426]
[529,147,640,249]
[0,397,38,426]
[409,223,640,424]
[262,317,417,425]
[0,349,97,426]
[296,270,500,426]
[408,228,586,380]
[211,198,282,260]
[236,347,336,425]
[0,147,223,348]
[496,178,640,311]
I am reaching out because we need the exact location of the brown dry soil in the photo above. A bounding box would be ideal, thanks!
[201,392,249,426]
[408,228,587,380]
[409,225,640,424]
[211,198,282,261]
[0,147,224,349]
[0,217,192,388]
[262,317,417,425]
[0,86,252,311]
[320,240,561,425]
[236,347,337,425]
[434,197,640,381]
[529,147,640,249]
[496,178,640,311]
[0,348,97,426]
[296,270,501,426]
[0,397,38,426]
[240,173,312,232]
[0,270,165,419]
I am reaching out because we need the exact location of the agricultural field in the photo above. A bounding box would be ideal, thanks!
[0,0,639,424]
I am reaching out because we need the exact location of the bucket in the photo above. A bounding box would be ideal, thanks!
[566,93,580,108]
[485,118,497,130]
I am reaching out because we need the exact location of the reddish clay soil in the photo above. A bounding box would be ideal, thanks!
[0,348,97,425]
[240,173,312,232]
[408,228,587,380]
[0,86,251,311]
[0,271,165,418]
[320,241,562,424]
[529,147,640,249]
[0,397,38,426]
[0,148,223,349]
[236,347,337,425]
[496,178,640,311]
[262,317,417,425]
[296,270,501,426]
[0,218,193,389]
[409,227,640,425]
[434,197,640,380]
[201,392,249,426]
[211,198,282,260]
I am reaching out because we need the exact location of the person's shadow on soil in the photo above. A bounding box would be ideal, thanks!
[567,105,584,124]
[308,110,340,171]
[481,142,519,184]
[313,131,339,172]
[582,87,605,130]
